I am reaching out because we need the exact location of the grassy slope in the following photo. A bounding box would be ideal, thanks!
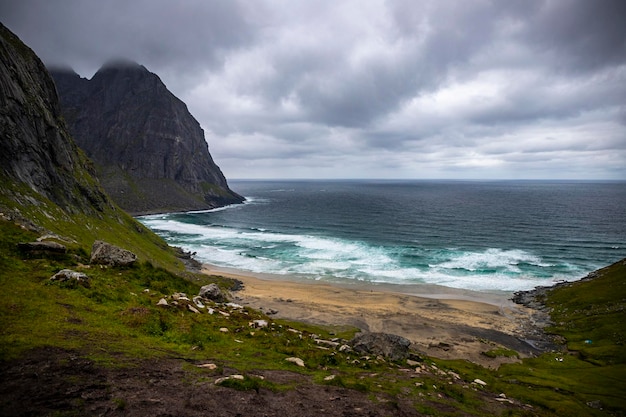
[0,179,182,272]
[0,217,524,416]
[514,259,626,415]
[0,185,624,415]
[438,259,626,416]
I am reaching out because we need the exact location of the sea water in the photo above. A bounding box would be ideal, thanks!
[138,180,626,293]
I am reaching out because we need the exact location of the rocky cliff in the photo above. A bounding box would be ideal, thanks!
[0,23,111,216]
[50,61,243,215]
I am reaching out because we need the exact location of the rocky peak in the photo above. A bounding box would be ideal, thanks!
[50,60,244,215]
[0,23,110,214]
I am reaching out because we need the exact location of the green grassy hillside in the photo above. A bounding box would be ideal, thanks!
[443,259,626,416]
[502,259,626,414]
[2,209,624,415]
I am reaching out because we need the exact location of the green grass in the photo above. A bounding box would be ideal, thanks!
[482,347,520,359]
[0,178,182,272]
[0,219,508,416]
[1,203,625,416]
[493,259,626,415]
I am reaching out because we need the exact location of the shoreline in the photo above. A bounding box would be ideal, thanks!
[201,263,543,367]
[200,263,516,307]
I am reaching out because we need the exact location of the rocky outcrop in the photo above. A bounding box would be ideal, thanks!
[49,61,244,215]
[18,241,67,254]
[50,269,90,285]
[0,23,111,215]
[350,332,411,361]
[90,240,137,267]
[198,283,226,302]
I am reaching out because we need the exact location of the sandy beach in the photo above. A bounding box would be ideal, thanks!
[202,264,542,367]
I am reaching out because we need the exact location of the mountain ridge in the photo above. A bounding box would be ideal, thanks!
[0,23,111,217]
[50,61,244,215]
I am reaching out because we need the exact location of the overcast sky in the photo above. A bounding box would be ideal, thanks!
[2,0,625,180]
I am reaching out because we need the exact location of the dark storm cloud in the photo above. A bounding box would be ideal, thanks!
[1,0,624,179]
[526,0,626,73]
[0,0,256,77]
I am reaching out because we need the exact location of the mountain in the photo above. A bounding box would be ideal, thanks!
[0,24,111,216]
[50,60,243,215]
[0,22,184,269]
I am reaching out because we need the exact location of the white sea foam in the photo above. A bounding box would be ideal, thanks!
[138,216,581,292]
[431,248,549,272]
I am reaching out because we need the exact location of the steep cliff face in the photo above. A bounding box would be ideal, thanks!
[0,23,110,215]
[50,61,243,215]
[0,23,187,270]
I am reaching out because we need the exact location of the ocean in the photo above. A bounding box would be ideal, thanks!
[138,180,626,293]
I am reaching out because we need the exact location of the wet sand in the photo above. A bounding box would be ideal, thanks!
[202,264,541,367]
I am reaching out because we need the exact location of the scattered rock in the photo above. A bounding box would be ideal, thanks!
[199,283,226,302]
[473,378,487,386]
[324,375,336,381]
[49,269,89,286]
[172,292,190,301]
[192,296,205,309]
[219,327,229,333]
[196,363,218,370]
[448,371,461,380]
[285,357,305,367]
[316,339,340,348]
[495,397,514,404]
[156,298,169,307]
[350,332,411,361]
[90,240,137,267]
[173,247,202,271]
[187,305,200,314]
[250,319,268,328]
[587,400,603,410]
[215,375,245,385]
[229,279,244,291]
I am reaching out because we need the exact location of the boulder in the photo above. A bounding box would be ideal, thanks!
[198,283,226,302]
[18,241,67,254]
[215,375,244,385]
[90,240,137,267]
[50,269,89,286]
[250,319,268,329]
[350,332,411,361]
[285,357,305,367]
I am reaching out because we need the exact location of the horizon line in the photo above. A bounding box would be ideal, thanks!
[228,178,626,182]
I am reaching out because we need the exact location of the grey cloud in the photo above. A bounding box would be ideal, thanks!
[1,0,624,179]
[1,0,256,79]
[525,0,626,73]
